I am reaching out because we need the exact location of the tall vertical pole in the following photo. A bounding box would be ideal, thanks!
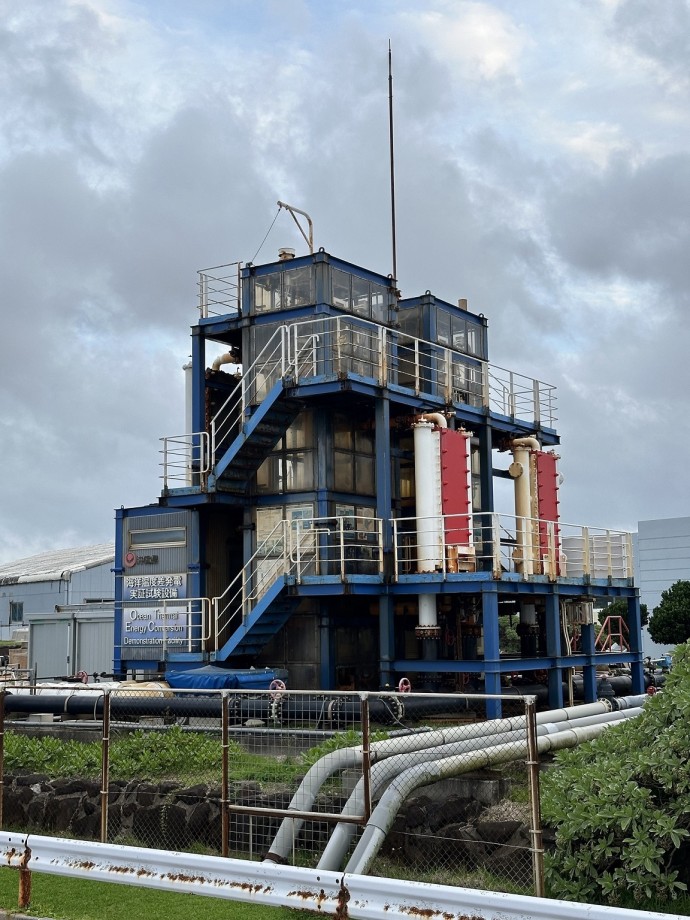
[525,697,545,897]
[388,40,397,283]
[100,692,111,843]
[0,689,5,830]
[222,693,229,857]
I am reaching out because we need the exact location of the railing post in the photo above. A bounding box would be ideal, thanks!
[492,513,502,579]
[199,272,208,318]
[444,349,452,402]
[582,526,591,577]
[508,371,517,418]
[481,361,490,409]
[625,532,634,579]
[392,519,399,580]
[525,698,545,898]
[378,327,386,385]
[100,691,111,844]
[339,518,345,579]
[162,438,169,493]
[221,692,229,858]
[377,518,384,577]
[606,530,613,579]
[414,340,420,394]
[533,379,541,426]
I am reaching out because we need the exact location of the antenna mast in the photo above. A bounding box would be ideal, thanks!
[388,40,397,283]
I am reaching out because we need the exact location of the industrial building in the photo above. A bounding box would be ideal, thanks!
[636,516,690,658]
[114,245,644,714]
[0,544,115,677]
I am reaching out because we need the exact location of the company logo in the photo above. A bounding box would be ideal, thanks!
[124,552,159,568]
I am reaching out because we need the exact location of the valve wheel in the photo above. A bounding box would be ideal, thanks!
[269,678,286,700]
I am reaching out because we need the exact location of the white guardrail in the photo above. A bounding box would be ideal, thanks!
[0,832,684,920]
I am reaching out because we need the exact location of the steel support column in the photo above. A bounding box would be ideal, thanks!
[481,586,502,719]
[544,592,563,709]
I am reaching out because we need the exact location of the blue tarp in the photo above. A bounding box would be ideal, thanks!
[165,666,287,691]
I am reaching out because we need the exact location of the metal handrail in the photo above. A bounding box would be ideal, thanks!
[159,432,210,489]
[391,512,633,581]
[162,314,559,488]
[198,262,242,318]
[212,515,384,650]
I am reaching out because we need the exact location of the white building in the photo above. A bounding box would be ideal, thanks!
[0,544,114,644]
[635,517,690,659]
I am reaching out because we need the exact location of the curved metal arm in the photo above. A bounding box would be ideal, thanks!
[277,200,314,253]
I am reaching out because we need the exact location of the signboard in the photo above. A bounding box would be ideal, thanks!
[123,573,186,601]
[122,605,190,648]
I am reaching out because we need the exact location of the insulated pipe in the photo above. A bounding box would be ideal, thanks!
[265,696,639,863]
[316,707,641,871]
[412,416,445,647]
[211,351,238,371]
[345,719,633,876]
[510,436,540,576]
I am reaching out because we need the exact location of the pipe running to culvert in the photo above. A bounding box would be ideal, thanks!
[265,696,646,864]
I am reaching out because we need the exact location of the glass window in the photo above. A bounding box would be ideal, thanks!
[284,452,313,490]
[285,413,314,450]
[254,272,282,313]
[354,428,374,454]
[332,413,375,495]
[351,276,370,317]
[436,310,451,346]
[334,414,353,450]
[370,284,387,323]
[355,455,375,493]
[256,411,315,494]
[398,309,421,337]
[334,450,354,491]
[9,601,23,624]
[452,315,466,352]
[283,267,313,307]
[332,269,351,310]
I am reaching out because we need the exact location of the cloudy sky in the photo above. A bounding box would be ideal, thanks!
[1,0,688,563]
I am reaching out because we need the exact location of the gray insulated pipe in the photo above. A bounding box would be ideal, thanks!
[315,706,642,871]
[344,718,637,877]
[264,697,645,864]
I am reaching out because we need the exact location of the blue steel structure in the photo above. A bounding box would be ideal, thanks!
[114,249,644,714]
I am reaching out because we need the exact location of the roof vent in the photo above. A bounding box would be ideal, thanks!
[278,247,295,261]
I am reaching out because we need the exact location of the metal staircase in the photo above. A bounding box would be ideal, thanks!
[213,379,303,490]
[214,580,299,659]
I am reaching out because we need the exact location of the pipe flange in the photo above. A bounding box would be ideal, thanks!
[415,625,441,640]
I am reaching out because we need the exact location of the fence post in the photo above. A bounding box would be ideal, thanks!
[0,688,5,830]
[100,691,111,843]
[222,692,229,858]
[525,698,545,897]
[360,694,372,821]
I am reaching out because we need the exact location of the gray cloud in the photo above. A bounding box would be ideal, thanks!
[0,0,689,560]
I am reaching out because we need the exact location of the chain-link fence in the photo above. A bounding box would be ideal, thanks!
[0,686,543,895]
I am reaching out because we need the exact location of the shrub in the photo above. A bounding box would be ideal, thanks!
[541,642,690,905]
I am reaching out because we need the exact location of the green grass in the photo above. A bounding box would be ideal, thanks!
[0,868,315,920]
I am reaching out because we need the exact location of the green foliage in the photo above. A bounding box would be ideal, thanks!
[2,725,380,784]
[598,597,648,629]
[649,581,690,646]
[299,728,388,769]
[541,641,690,906]
[498,615,520,655]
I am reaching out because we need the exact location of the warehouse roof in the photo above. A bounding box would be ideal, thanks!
[0,543,115,585]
